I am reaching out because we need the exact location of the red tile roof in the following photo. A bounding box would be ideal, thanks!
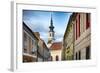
[50,42,62,50]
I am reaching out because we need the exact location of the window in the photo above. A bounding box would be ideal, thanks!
[79,51,81,60]
[86,46,90,59]
[86,13,90,29]
[56,55,59,61]
[50,33,51,37]
[32,40,37,55]
[51,56,52,61]
[32,40,35,54]
[52,33,54,37]
[76,14,80,40]
[32,40,34,47]
[23,32,27,53]
[76,52,77,60]
[78,14,80,37]
[29,37,32,54]
[76,20,77,40]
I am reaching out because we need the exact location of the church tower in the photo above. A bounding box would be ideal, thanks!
[47,14,55,47]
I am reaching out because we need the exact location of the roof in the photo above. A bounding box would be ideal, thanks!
[50,42,62,50]
[34,32,40,40]
[41,39,49,50]
[63,13,77,40]
[47,40,52,44]
[23,22,39,41]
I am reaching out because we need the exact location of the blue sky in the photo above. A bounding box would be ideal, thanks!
[23,10,72,43]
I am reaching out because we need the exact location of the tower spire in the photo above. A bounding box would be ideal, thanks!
[50,13,53,26]
[47,12,55,46]
[49,13,54,32]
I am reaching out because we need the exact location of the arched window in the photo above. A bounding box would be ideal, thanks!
[56,55,59,61]
[79,51,81,60]
[51,56,53,61]
[50,33,51,37]
[86,13,90,29]
[76,52,77,60]
[86,46,90,59]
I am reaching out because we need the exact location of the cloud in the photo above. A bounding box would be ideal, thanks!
[23,10,72,44]
[31,22,48,33]
[40,32,48,43]
[54,32,63,42]
[55,37,63,42]
[24,20,49,42]
[24,18,49,32]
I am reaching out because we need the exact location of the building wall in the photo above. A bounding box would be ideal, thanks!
[23,22,51,62]
[37,57,43,61]
[23,23,38,62]
[47,31,55,48]
[74,23,91,60]
[62,13,91,60]
[74,13,91,60]
[64,44,74,60]
[51,50,62,61]
[37,39,50,61]
[62,16,74,60]
[23,30,38,62]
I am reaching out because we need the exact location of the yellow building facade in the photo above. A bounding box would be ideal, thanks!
[62,14,75,60]
[62,13,91,60]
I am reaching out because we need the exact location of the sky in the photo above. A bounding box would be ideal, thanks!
[23,10,72,44]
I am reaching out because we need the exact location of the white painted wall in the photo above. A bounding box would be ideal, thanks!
[51,50,62,61]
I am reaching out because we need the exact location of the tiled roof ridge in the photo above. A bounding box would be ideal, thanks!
[50,42,62,50]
